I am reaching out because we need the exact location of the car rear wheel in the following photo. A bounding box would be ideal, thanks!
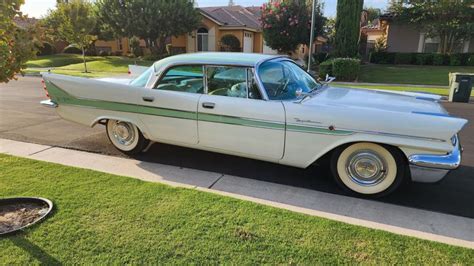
[106,120,149,155]
[330,142,406,197]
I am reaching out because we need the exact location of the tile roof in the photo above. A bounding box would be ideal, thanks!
[199,5,262,30]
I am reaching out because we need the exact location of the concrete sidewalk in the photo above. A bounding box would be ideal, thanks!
[1,138,473,249]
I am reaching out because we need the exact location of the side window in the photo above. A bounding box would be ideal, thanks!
[154,65,204,94]
[206,66,261,99]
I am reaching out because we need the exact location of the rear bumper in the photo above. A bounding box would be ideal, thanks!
[408,135,462,183]
[40,99,57,108]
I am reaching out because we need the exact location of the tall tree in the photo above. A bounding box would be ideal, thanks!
[44,0,97,72]
[365,7,381,24]
[391,0,474,54]
[261,0,325,53]
[96,0,200,55]
[0,0,38,83]
[333,0,364,58]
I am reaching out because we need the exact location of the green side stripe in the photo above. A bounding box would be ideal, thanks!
[46,81,353,135]
[198,113,285,130]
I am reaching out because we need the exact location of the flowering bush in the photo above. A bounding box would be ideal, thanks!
[261,0,324,53]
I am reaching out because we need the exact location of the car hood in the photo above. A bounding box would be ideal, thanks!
[306,86,447,114]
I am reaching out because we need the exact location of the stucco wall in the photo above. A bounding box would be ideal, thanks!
[95,37,130,53]
[386,23,421,53]
[253,32,263,53]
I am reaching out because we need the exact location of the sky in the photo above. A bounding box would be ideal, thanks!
[21,0,389,19]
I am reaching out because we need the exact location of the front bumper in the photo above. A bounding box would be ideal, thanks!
[408,135,462,183]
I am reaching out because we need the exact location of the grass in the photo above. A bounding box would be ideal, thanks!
[358,64,474,86]
[26,54,104,68]
[0,154,473,264]
[26,54,153,78]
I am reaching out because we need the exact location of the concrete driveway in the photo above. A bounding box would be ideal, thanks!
[1,76,474,245]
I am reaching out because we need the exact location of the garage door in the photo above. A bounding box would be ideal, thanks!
[243,32,253,53]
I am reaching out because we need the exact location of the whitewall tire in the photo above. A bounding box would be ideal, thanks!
[106,120,149,155]
[330,142,406,197]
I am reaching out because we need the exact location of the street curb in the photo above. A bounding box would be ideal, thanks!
[0,138,473,250]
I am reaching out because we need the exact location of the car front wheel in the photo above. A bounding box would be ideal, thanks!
[106,119,149,155]
[330,142,406,197]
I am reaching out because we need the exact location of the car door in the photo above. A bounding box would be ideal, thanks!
[197,66,285,160]
[137,65,204,144]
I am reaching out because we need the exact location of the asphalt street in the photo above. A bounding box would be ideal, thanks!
[1,76,473,219]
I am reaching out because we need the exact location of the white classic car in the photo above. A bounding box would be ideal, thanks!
[40,53,466,197]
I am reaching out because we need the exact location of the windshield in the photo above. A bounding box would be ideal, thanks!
[130,66,154,87]
[258,60,320,100]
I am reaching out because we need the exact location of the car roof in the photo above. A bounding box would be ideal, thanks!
[153,52,284,71]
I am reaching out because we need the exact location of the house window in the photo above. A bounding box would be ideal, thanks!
[117,39,123,50]
[423,36,439,53]
[197,28,209,52]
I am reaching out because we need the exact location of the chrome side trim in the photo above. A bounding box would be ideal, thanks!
[40,99,57,108]
[408,135,461,170]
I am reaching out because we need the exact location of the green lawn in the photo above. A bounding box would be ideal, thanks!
[359,64,474,86]
[26,54,105,68]
[26,54,153,78]
[0,154,473,264]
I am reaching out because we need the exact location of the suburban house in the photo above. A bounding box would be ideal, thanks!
[170,6,272,54]
[362,13,474,54]
[95,5,326,58]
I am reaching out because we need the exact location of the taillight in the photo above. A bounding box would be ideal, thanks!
[41,79,50,98]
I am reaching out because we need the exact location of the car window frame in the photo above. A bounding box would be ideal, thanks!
[152,64,206,94]
[204,65,261,100]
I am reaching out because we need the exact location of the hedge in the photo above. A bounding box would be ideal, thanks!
[318,58,360,81]
[370,51,474,66]
[468,54,474,66]
[318,60,333,79]
[63,46,83,54]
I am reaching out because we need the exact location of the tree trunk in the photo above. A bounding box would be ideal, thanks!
[157,36,167,55]
[82,47,88,73]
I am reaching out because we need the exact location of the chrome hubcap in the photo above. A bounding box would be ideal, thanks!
[346,151,387,186]
[112,122,135,146]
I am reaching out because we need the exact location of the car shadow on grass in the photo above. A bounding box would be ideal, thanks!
[135,142,474,219]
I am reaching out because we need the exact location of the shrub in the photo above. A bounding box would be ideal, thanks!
[318,60,333,79]
[394,53,413,64]
[449,54,462,66]
[458,53,472,66]
[36,42,54,56]
[415,53,433,65]
[369,51,395,64]
[313,52,329,64]
[85,46,97,56]
[113,51,123,56]
[332,58,360,81]
[63,45,83,54]
[220,34,241,52]
[432,53,448,65]
[467,54,474,66]
[129,36,143,57]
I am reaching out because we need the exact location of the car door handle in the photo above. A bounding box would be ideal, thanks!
[142,96,154,102]
[202,102,215,109]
